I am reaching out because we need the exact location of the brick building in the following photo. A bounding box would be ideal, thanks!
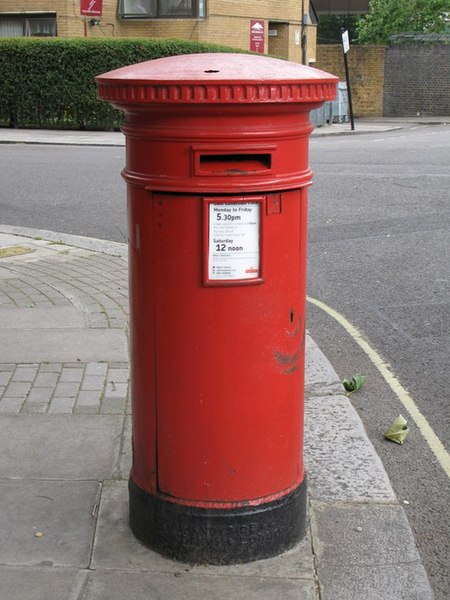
[314,0,369,15]
[0,0,318,64]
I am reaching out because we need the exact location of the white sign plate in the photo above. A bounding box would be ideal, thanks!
[342,30,350,54]
[208,203,260,281]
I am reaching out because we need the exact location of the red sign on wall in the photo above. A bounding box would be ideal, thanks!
[250,20,265,54]
[80,0,103,17]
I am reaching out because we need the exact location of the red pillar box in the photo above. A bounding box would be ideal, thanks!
[97,54,337,565]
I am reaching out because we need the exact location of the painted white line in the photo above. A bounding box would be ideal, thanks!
[307,296,450,481]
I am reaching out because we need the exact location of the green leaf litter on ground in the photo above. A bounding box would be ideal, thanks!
[384,415,409,445]
[343,373,366,394]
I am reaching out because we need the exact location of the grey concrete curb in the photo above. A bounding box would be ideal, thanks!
[312,124,402,137]
[0,119,448,147]
[0,224,128,258]
[0,129,124,147]
[0,124,402,145]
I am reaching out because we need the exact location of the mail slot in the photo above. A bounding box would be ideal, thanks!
[97,53,337,565]
[198,152,273,174]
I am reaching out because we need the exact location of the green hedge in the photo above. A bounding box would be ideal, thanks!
[0,38,237,130]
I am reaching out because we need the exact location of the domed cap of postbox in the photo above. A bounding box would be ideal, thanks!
[96,52,338,107]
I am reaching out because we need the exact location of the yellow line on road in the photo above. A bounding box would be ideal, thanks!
[307,296,450,481]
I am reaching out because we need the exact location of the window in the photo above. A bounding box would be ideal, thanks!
[118,0,205,18]
[0,14,56,37]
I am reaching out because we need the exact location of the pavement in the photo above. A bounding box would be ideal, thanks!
[0,121,438,599]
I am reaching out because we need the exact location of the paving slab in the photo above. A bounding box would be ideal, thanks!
[318,563,434,600]
[0,415,123,479]
[0,329,128,363]
[0,480,101,567]
[310,500,422,567]
[92,481,315,578]
[0,306,86,329]
[0,567,86,600]
[81,570,317,600]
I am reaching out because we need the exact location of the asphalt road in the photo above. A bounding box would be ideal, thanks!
[0,143,127,243]
[1,124,449,598]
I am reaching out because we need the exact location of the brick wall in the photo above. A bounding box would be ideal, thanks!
[0,0,58,11]
[209,0,303,21]
[267,22,290,60]
[316,45,385,117]
[316,44,450,117]
[383,45,450,117]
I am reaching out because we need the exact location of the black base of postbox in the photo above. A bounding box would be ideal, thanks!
[128,476,307,565]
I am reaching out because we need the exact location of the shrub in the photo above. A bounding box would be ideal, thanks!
[0,38,237,130]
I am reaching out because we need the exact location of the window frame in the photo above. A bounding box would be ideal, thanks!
[118,0,206,20]
[0,13,57,37]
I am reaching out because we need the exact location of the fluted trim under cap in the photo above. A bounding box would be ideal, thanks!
[96,53,338,106]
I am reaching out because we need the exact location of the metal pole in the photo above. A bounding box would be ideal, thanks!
[301,0,307,65]
[341,29,355,131]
